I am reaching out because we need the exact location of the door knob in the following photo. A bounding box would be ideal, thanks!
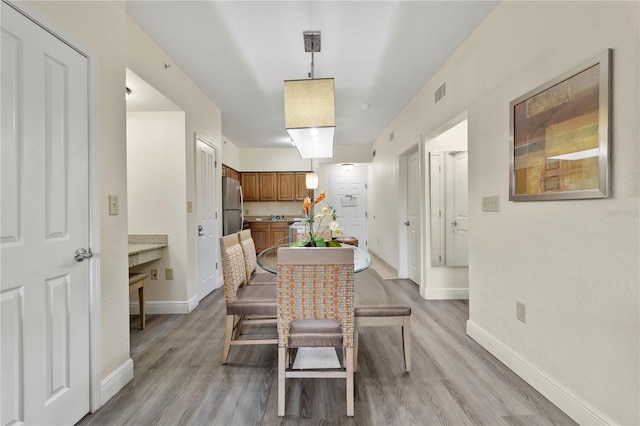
[198,225,204,236]
[74,248,93,262]
[451,220,458,226]
[404,221,410,226]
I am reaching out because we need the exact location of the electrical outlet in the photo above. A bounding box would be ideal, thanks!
[165,268,174,280]
[516,301,526,323]
[187,201,193,212]
[482,195,500,212]
[150,269,158,280]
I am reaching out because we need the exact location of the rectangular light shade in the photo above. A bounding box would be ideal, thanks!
[284,78,335,158]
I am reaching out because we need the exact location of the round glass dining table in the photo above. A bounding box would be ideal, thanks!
[257,243,373,274]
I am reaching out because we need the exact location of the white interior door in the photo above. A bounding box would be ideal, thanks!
[1,3,90,424]
[445,152,469,266]
[196,138,219,300]
[330,175,367,248]
[406,151,420,283]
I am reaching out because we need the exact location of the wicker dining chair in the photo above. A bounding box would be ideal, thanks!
[238,229,276,285]
[276,247,355,417]
[219,234,277,364]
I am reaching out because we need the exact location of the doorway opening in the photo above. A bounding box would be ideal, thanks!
[125,69,191,319]
[424,118,470,300]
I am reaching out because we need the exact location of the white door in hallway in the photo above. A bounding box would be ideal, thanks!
[1,3,90,424]
[446,152,469,266]
[406,151,420,283]
[330,175,367,248]
[196,138,219,300]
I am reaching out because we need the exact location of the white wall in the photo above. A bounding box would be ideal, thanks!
[127,112,188,304]
[240,147,313,171]
[221,135,241,170]
[369,2,639,424]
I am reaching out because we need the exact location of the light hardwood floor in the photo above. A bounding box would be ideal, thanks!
[78,279,576,425]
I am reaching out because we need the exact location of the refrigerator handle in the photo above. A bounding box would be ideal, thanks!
[239,185,245,222]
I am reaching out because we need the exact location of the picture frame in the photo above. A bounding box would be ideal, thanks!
[509,49,611,201]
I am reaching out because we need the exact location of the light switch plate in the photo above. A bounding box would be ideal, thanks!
[187,201,193,212]
[482,195,500,212]
[108,195,119,215]
[165,268,174,280]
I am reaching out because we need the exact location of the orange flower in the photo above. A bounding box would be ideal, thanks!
[314,191,326,205]
[303,197,311,215]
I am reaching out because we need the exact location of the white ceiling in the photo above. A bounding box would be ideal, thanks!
[126,1,498,149]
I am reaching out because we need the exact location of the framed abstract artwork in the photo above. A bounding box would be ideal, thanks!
[509,49,612,201]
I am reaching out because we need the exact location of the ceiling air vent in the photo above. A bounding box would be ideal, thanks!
[435,82,446,104]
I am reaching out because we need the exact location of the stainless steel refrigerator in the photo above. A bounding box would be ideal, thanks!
[222,176,244,235]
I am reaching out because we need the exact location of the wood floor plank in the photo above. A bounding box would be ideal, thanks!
[78,279,576,426]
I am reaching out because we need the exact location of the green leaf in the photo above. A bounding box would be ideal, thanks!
[327,240,342,247]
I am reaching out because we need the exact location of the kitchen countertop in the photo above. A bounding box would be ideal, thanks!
[243,216,303,223]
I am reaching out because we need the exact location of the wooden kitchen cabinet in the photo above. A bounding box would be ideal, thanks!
[241,171,313,202]
[248,221,289,252]
[277,172,295,201]
[269,221,289,246]
[241,173,258,201]
[222,164,239,181]
[249,222,269,253]
[295,172,314,200]
[259,172,277,201]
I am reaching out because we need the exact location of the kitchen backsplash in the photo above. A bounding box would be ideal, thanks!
[244,201,304,217]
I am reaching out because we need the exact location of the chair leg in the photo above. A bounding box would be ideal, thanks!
[138,283,145,330]
[346,347,354,416]
[278,347,286,417]
[221,315,234,364]
[403,316,411,372]
[354,323,360,372]
[235,314,245,337]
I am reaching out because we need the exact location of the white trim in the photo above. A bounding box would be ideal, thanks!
[466,320,614,426]
[423,288,469,300]
[100,359,134,405]
[4,0,102,413]
[130,295,199,315]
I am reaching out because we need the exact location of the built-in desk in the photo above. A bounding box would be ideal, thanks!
[128,235,168,267]
[127,235,167,329]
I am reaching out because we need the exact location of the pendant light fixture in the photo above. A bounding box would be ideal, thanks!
[305,172,319,189]
[284,31,335,159]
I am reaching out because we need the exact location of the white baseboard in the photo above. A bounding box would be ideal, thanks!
[466,320,614,425]
[129,295,199,315]
[423,287,469,300]
[100,358,133,406]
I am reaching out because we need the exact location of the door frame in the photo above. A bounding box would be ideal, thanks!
[397,136,424,284]
[195,134,221,300]
[5,0,102,412]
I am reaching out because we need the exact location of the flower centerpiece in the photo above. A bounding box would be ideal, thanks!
[291,191,342,247]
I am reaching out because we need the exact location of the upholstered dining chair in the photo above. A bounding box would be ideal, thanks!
[238,229,276,285]
[219,234,277,364]
[276,247,355,417]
